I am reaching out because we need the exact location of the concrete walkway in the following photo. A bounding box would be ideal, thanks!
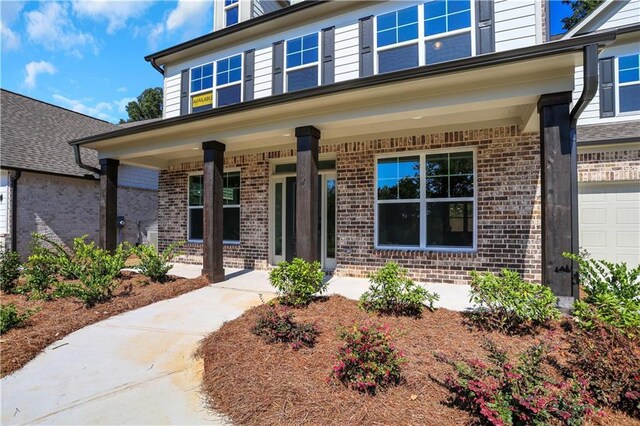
[1,265,471,425]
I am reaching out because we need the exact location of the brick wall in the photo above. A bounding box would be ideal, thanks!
[578,147,640,183]
[159,126,543,285]
[14,171,157,257]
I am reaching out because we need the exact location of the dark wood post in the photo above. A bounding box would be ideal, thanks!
[202,141,225,283]
[99,158,119,252]
[295,126,321,262]
[538,92,577,300]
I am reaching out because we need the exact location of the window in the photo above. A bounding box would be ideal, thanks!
[224,0,239,27]
[375,150,475,250]
[376,6,419,73]
[375,1,473,73]
[618,54,640,113]
[286,33,319,92]
[188,171,241,243]
[190,54,242,112]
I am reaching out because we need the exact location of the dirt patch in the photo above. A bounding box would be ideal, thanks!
[0,271,210,377]
[198,296,639,426]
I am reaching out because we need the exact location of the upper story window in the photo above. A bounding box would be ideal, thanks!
[618,54,640,113]
[190,54,242,112]
[286,33,319,92]
[225,0,239,27]
[375,1,473,74]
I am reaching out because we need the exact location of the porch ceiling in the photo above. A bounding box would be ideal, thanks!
[93,51,580,170]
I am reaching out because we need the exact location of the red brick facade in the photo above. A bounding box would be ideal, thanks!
[159,125,545,285]
[577,148,640,183]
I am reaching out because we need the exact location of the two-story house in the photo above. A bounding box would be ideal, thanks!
[69,0,639,303]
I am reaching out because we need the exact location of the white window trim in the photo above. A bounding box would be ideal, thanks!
[373,1,476,74]
[615,54,640,116]
[284,32,321,93]
[189,54,244,113]
[224,0,239,27]
[187,169,241,245]
[373,146,478,252]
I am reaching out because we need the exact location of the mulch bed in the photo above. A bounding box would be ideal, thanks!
[1,271,210,377]
[198,295,640,426]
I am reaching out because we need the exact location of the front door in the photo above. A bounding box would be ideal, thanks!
[271,172,336,270]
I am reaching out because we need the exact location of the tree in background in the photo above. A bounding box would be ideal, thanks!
[119,87,163,123]
[561,0,604,31]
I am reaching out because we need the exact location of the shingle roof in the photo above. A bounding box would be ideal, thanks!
[0,89,118,177]
[578,120,640,143]
[117,118,162,128]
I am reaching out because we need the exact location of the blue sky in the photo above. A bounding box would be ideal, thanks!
[1,1,572,124]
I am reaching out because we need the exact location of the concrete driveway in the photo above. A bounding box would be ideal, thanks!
[1,265,471,425]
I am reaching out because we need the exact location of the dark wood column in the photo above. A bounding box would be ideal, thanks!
[202,141,225,283]
[538,92,577,299]
[99,158,119,252]
[295,125,320,262]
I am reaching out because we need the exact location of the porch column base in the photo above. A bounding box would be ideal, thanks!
[538,92,577,298]
[99,158,119,252]
[202,141,225,283]
[295,125,320,262]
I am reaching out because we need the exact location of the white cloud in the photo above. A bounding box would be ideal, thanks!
[71,1,152,34]
[24,61,57,89]
[25,2,95,56]
[52,94,136,123]
[0,22,20,51]
[114,97,136,114]
[166,0,209,32]
[117,86,128,93]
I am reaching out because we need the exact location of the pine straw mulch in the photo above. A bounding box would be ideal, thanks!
[198,295,639,426]
[0,271,210,377]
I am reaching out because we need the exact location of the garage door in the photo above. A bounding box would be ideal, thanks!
[579,182,640,267]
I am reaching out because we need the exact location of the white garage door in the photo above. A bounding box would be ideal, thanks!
[579,182,640,267]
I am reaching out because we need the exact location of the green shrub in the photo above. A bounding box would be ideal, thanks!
[0,249,22,293]
[331,322,405,395]
[568,321,640,416]
[134,241,184,282]
[436,341,600,426]
[269,258,327,306]
[30,233,79,279]
[469,269,560,333]
[251,303,318,350]
[564,252,640,336]
[0,303,37,334]
[60,241,130,307]
[23,253,58,299]
[360,262,439,316]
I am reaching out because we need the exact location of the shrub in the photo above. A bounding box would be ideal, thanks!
[23,253,58,299]
[331,322,404,395]
[60,241,130,307]
[564,252,640,336]
[0,303,37,334]
[469,269,560,333]
[436,341,600,426]
[269,258,326,306]
[360,262,439,316]
[251,303,318,350]
[568,321,640,416]
[0,249,22,293]
[134,241,184,282]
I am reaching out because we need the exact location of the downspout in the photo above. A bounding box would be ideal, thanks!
[148,58,165,76]
[568,43,599,298]
[9,170,21,253]
[73,144,101,175]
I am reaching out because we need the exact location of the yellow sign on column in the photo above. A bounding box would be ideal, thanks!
[192,92,213,109]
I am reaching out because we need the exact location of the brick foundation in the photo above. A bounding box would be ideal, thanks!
[159,126,544,285]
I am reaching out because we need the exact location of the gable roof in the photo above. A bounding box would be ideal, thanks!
[0,89,118,178]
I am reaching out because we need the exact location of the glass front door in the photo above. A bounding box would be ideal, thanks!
[271,172,336,270]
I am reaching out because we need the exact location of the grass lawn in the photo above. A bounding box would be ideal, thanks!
[198,295,640,426]
[1,271,209,377]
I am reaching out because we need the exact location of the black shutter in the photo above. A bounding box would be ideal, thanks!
[321,26,335,85]
[359,16,374,77]
[180,69,189,115]
[272,40,284,95]
[243,49,255,102]
[475,0,494,55]
[599,57,616,118]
